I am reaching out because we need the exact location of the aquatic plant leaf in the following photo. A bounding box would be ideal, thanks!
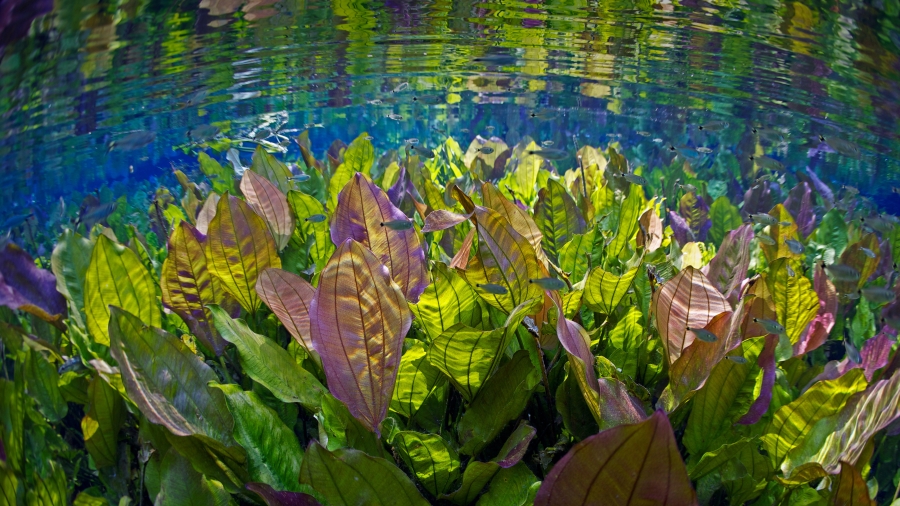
[636,207,663,252]
[155,449,232,506]
[410,263,483,343]
[251,145,295,194]
[784,182,815,238]
[475,463,540,506]
[743,182,773,216]
[736,333,779,425]
[652,266,730,364]
[85,235,161,346]
[760,369,866,470]
[50,230,93,327]
[392,431,461,496]
[241,170,294,251]
[533,178,586,260]
[390,341,447,420]
[831,462,876,506]
[534,411,697,506]
[709,196,743,246]
[422,209,471,233]
[669,210,693,247]
[481,182,545,265]
[584,266,638,314]
[679,192,711,242]
[299,441,429,506]
[209,305,326,410]
[457,351,541,455]
[461,206,543,314]
[160,221,226,355]
[81,375,125,468]
[213,384,304,492]
[558,228,597,283]
[255,268,315,354]
[330,173,428,302]
[245,483,322,506]
[199,152,235,195]
[287,190,333,268]
[767,258,819,346]
[835,234,880,293]
[760,204,801,263]
[206,194,281,313]
[108,307,233,444]
[310,239,411,434]
[23,347,66,422]
[705,224,753,301]
[195,192,220,235]
[428,301,531,402]
[327,133,375,210]
[0,243,67,329]
[608,183,644,257]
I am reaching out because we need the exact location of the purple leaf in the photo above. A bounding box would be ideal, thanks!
[668,211,693,248]
[678,193,711,242]
[795,264,838,356]
[804,167,834,205]
[386,166,407,207]
[494,421,536,468]
[245,483,321,506]
[705,224,753,301]
[742,182,772,217]
[331,173,429,302]
[0,243,66,329]
[784,182,815,238]
[310,239,412,435]
[422,210,472,233]
[737,333,778,425]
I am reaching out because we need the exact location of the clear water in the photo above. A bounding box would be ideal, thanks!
[2,0,900,221]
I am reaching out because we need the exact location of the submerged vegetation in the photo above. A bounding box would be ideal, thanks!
[2,131,900,505]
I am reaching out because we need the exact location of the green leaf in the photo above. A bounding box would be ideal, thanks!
[584,266,638,314]
[607,183,644,258]
[108,307,234,445]
[286,190,333,269]
[428,301,531,402]
[709,196,742,246]
[533,178,586,260]
[390,341,448,421]
[393,431,461,496]
[25,459,67,506]
[850,298,876,346]
[81,375,125,468]
[206,194,282,313]
[411,263,485,343]
[213,384,304,492]
[327,133,375,210]
[457,350,541,455]
[317,393,388,458]
[84,234,161,346]
[156,450,232,506]
[300,441,429,506]
[534,411,696,505]
[688,437,756,480]
[0,378,24,475]
[558,228,596,283]
[50,230,93,328]
[199,152,235,195]
[251,145,296,194]
[606,307,645,380]
[767,258,819,345]
[761,369,867,470]
[475,463,540,506]
[24,347,66,422]
[813,209,848,259]
[209,305,326,411]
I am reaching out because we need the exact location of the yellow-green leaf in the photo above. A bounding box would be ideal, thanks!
[607,184,644,257]
[766,258,819,345]
[584,267,638,314]
[327,132,375,210]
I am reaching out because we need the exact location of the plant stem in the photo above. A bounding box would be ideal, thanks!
[218,355,235,384]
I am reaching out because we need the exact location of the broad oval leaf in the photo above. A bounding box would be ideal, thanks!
[160,221,226,355]
[331,172,429,302]
[533,178,586,260]
[81,375,125,468]
[50,230,94,328]
[535,411,698,506]
[310,239,412,434]
[393,431,461,496]
[835,233,880,293]
[760,204,801,263]
[461,206,543,314]
[558,228,598,283]
[481,182,544,261]
[195,192,220,235]
[85,234,161,346]
[652,266,730,364]
[241,170,294,251]
[608,183,644,257]
[206,194,281,313]
[584,266,638,314]
[636,207,663,252]
[327,133,376,211]
[784,182,815,239]
[390,341,447,422]
[209,305,326,411]
[0,243,67,329]
[255,268,316,354]
[410,262,484,343]
[251,145,296,194]
[831,462,876,506]
[108,307,233,445]
[300,441,429,506]
[766,258,819,346]
[287,190,334,269]
[422,210,472,233]
[156,450,233,506]
[709,196,743,246]
[705,224,753,301]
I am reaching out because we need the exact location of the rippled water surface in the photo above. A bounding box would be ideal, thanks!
[2,0,900,219]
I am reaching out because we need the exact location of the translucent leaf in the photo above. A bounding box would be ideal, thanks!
[584,267,638,314]
[607,183,644,258]
[81,375,124,468]
[241,170,294,251]
[411,262,484,343]
[533,178,586,260]
[393,431,461,496]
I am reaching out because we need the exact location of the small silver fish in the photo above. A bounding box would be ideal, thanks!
[861,287,895,305]
[306,214,327,223]
[652,138,664,143]
[687,327,718,343]
[842,292,860,301]
[367,99,383,105]
[290,174,311,183]
[1,213,32,229]
[486,125,496,133]
[726,355,748,364]
[753,318,785,334]
[637,131,651,137]
[819,135,860,158]
[824,263,861,282]
[616,173,646,186]
[748,213,779,226]
[381,219,414,230]
[860,247,876,258]
[698,121,728,132]
[696,147,714,154]
[478,283,508,295]
[406,138,419,145]
[748,155,784,171]
[757,233,776,246]
[541,140,555,147]
[678,183,697,193]
[364,135,374,141]
[527,148,568,160]
[477,146,495,155]
[529,278,566,291]
[393,82,409,93]
[109,130,156,152]
[413,146,435,159]
[845,340,861,363]
[786,264,795,277]
[785,239,804,254]
[387,113,403,121]
[188,124,220,142]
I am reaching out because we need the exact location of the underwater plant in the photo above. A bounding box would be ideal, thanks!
[1,132,899,505]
